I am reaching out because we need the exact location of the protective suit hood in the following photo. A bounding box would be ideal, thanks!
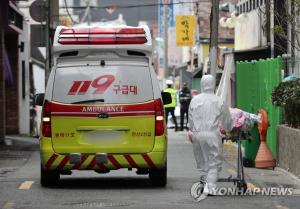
[201,75,215,94]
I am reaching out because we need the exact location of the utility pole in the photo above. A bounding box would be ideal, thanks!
[190,1,197,72]
[195,1,201,69]
[87,0,91,26]
[266,0,272,57]
[163,0,169,79]
[209,0,219,79]
[45,0,50,85]
[45,0,59,85]
[81,0,92,26]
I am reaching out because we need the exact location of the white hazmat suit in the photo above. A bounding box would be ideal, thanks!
[188,75,233,198]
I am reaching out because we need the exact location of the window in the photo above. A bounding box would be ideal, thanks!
[53,64,154,104]
[250,0,252,10]
[246,1,249,12]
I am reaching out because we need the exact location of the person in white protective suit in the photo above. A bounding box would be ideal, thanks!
[188,74,233,201]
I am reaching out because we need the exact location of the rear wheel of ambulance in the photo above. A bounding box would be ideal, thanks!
[149,163,167,187]
[40,164,60,187]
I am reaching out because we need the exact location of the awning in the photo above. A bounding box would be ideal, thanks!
[234,46,271,62]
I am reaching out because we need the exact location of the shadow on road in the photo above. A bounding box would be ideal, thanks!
[45,176,165,190]
[1,138,39,152]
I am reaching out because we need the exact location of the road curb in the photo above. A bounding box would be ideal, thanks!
[5,135,38,144]
[275,167,300,186]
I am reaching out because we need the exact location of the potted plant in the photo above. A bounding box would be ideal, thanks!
[272,79,300,129]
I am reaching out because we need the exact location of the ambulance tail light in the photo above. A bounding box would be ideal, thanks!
[42,100,52,137]
[58,27,147,45]
[154,99,164,136]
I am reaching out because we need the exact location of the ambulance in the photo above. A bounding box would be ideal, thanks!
[35,25,171,187]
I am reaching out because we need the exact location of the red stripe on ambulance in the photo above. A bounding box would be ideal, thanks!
[108,155,122,169]
[142,154,155,168]
[45,153,59,169]
[87,156,97,169]
[72,154,88,169]
[49,100,155,113]
[96,163,107,170]
[45,154,156,169]
[58,156,70,170]
[124,154,139,168]
[51,112,154,117]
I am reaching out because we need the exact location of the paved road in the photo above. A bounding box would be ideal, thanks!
[0,131,298,209]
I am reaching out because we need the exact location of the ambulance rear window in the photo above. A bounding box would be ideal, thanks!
[52,64,154,104]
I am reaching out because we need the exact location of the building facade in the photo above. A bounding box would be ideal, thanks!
[234,0,300,68]
[197,0,237,64]
[0,1,30,142]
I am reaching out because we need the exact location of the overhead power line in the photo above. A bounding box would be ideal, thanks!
[59,1,212,10]
[63,0,75,24]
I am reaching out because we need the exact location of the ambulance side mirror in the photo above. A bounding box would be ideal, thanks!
[34,93,45,106]
[161,92,172,105]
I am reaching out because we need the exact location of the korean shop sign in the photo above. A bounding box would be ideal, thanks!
[176,16,195,46]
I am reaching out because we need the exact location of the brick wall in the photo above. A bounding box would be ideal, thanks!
[4,33,19,134]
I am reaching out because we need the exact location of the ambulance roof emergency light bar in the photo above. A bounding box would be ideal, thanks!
[52,26,153,65]
[58,27,148,45]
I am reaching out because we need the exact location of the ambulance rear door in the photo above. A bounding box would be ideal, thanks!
[50,60,156,154]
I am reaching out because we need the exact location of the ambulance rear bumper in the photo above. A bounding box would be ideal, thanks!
[40,136,167,171]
